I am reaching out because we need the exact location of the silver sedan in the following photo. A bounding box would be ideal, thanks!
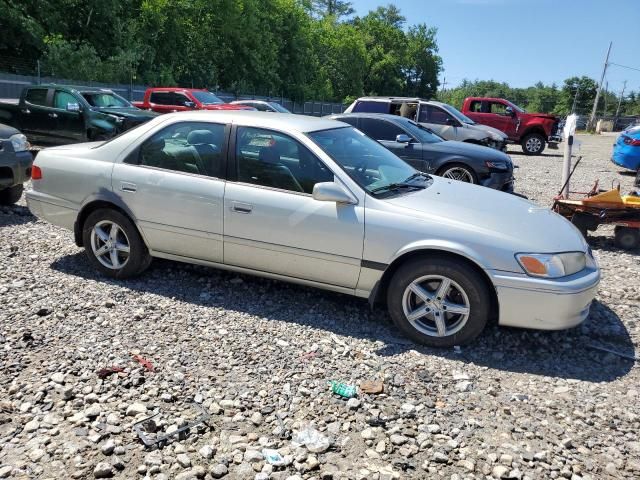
[26,111,600,347]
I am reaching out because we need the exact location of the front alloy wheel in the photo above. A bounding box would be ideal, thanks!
[439,164,476,184]
[387,257,491,347]
[402,275,470,337]
[521,133,546,155]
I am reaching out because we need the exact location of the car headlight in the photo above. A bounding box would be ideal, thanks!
[485,160,509,171]
[516,252,593,278]
[9,133,29,152]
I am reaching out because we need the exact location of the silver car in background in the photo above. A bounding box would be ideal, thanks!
[27,111,599,347]
[344,97,508,151]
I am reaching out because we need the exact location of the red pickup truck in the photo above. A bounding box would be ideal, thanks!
[132,88,252,114]
[461,97,562,155]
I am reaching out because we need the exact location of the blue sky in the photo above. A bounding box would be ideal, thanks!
[349,0,640,93]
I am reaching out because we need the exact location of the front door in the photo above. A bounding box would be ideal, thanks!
[52,89,85,142]
[223,126,364,288]
[359,117,428,172]
[111,120,229,262]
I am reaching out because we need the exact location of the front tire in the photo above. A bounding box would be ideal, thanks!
[614,227,640,250]
[437,163,478,184]
[0,184,23,205]
[82,209,151,278]
[387,257,491,347]
[521,133,546,155]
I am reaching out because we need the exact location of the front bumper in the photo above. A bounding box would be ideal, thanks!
[490,266,600,330]
[481,170,514,193]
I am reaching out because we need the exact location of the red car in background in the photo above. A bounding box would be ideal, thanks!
[132,88,253,114]
[461,97,562,155]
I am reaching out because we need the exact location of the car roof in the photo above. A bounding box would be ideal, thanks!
[354,96,426,103]
[330,112,413,125]
[38,84,115,94]
[158,111,347,133]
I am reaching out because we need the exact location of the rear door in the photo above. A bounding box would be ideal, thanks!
[19,88,54,140]
[111,120,228,262]
[358,118,428,172]
[52,89,85,142]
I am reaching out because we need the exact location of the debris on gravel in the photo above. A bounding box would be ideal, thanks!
[0,134,638,478]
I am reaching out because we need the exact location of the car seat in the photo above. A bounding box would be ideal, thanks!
[187,129,221,176]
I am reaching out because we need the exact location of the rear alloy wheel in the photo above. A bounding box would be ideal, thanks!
[614,226,640,250]
[521,133,546,155]
[439,164,477,184]
[0,184,24,205]
[387,257,490,347]
[82,209,151,278]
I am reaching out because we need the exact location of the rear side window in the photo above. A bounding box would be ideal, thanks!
[468,101,483,113]
[149,92,173,105]
[352,101,391,114]
[136,122,227,178]
[25,88,48,106]
[359,118,406,141]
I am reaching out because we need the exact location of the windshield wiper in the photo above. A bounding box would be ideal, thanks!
[403,172,430,183]
[370,182,426,194]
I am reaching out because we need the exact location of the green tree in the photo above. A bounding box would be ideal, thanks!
[402,24,441,98]
[555,76,598,115]
[306,0,354,19]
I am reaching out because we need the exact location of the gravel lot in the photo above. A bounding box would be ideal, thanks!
[1,134,639,480]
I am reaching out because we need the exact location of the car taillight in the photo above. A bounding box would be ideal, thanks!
[32,165,42,180]
[623,135,640,146]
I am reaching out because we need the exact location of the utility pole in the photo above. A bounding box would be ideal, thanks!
[603,81,608,116]
[571,86,579,114]
[615,80,627,119]
[588,41,612,130]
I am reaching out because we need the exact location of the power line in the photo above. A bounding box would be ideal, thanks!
[608,62,640,74]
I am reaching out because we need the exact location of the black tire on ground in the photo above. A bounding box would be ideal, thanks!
[521,133,546,155]
[386,257,491,347]
[437,163,478,184]
[82,208,151,279]
[0,184,24,205]
[614,227,640,250]
[571,212,599,239]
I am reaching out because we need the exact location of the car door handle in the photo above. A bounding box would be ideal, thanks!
[48,113,58,118]
[21,109,30,114]
[231,202,252,214]
[120,182,137,193]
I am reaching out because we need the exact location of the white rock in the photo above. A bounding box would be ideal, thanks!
[126,402,147,416]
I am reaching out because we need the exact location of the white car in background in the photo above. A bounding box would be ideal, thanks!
[345,97,508,151]
[230,100,291,113]
[27,111,599,347]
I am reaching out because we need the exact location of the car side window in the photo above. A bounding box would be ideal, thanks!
[172,93,191,106]
[490,102,507,115]
[251,103,269,111]
[469,101,483,113]
[421,105,452,125]
[53,91,78,110]
[25,88,48,106]
[135,122,226,178]
[359,118,406,141]
[336,117,358,128]
[235,127,333,194]
[149,92,172,105]
[352,101,391,114]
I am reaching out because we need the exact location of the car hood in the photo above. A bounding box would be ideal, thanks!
[526,113,558,121]
[384,177,585,253]
[0,122,20,139]
[426,140,511,162]
[465,122,508,139]
[94,107,158,119]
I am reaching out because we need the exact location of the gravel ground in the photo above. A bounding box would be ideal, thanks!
[1,134,639,480]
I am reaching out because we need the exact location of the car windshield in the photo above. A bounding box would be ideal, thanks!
[438,103,476,125]
[403,120,443,143]
[269,102,291,113]
[191,91,224,104]
[82,92,131,108]
[308,127,431,196]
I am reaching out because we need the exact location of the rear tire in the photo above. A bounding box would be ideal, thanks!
[82,209,151,279]
[387,257,491,347]
[614,227,640,250]
[0,184,24,205]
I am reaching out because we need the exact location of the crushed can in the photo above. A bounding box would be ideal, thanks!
[330,381,357,398]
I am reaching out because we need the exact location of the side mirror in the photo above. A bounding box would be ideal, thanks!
[66,102,81,112]
[312,182,357,204]
[445,117,457,126]
[184,101,196,108]
[396,134,413,144]
[505,106,514,116]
